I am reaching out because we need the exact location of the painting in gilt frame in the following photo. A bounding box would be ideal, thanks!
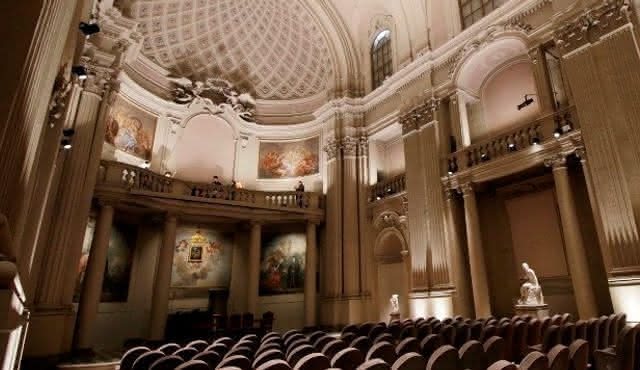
[104,95,157,161]
[259,233,306,295]
[171,226,233,288]
[258,137,319,179]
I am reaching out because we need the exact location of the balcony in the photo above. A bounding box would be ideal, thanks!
[95,161,324,220]
[369,174,406,203]
[445,106,580,177]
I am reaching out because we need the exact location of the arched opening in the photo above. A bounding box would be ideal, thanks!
[371,29,393,90]
[374,228,409,322]
[172,115,236,183]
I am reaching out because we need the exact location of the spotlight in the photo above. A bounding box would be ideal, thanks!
[386,188,392,193]
[376,196,381,201]
[72,66,88,80]
[508,143,517,152]
[517,94,535,111]
[61,138,72,150]
[554,128,562,138]
[447,161,458,175]
[480,153,490,161]
[79,22,101,36]
[164,171,172,178]
[531,136,540,145]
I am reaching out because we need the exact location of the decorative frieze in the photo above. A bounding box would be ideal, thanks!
[555,0,633,55]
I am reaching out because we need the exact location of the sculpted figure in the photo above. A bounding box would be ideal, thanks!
[390,294,400,314]
[518,262,544,305]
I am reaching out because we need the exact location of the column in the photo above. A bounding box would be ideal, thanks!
[341,136,360,296]
[304,222,317,327]
[74,203,114,349]
[528,46,556,115]
[323,138,342,298]
[444,190,474,318]
[247,221,261,314]
[149,214,177,340]
[546,155,598,319]
[460,183,491,318]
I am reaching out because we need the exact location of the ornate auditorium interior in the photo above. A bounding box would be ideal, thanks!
[1,0,640,369]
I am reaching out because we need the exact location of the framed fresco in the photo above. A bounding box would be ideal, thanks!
[258,137,320,179]
[259,232,306,295]
[74,216,96,302]
[104,95,157,161]
[101,221,136,302]
[171,226,233,288]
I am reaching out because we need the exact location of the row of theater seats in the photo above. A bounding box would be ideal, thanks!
[119,312,636,370]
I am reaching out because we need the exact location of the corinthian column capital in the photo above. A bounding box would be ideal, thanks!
[458,182,475,197]
[323,138,340,160]
[544,154,567,170]
[341,136,358,157]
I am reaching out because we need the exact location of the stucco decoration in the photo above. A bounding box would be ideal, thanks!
[373,211,409,262]
[127,0,334,100]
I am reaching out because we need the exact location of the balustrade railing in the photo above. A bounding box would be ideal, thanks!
[445,106,579,174]
[369,173,406,202]
[98,161,322,211]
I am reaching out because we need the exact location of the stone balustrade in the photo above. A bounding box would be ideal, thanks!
[97,161,323,211]
[369,173,406,202]
[445,106,580,174]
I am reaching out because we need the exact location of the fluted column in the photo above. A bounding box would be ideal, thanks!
[323,139,342,298]
[74,203,114,349]
[460,183,491,318]
[304,222,317,327]
[342,136,360,296]
[528,46,556,115]
[545,155,598,319]
[444,190,474,318]
[247,221,262,314]
[149,214,178,340]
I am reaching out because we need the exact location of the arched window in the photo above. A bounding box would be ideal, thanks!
[371,29,392,90]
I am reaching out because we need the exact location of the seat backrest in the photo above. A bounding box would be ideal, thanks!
[217,354,251,370]
[192,351,221,368]
[568,339,588,370]
[574,321,587,340]
[395,337,419,356]
[322,339,347,360]
[149,355,184,370]
[368,325,386,341]
[585,319,599,356]
[132,351,164,370]
[391,352,426,370]
[314,336,334,352]
[309,331,326,344]
[256,359,292,370]
[356,359,391,370]
[426,345,458,370]
[528,319,542,346]
[242,312,254,328]
[561,314,572,325]
[175,359,210,370]
[253,349,285,369]
[343,332,358,345]
[542,325,561,352]
[551,315,563,326]
[512,320,528,361]
[285,333,308,348]
[547,345,569,370]
[157,343,180,355]
[470,322,483,341]
[487,360,517,370]
[440,325,455,346]
[458,340,487,370]
[286,339,312,357]
[483,336,505,366]
[520,351,549,370]
[174,347,199,362]
[616,326,637,370]
[293,353,331,370]
[454,324,470,348]
[342,324,359,336]
[480,325,497,343]
[366,342,397,364]
[597,316,610,349]
[420,334,443,359]
[121,346,151,370]
[359,322,375,337]
[373,333,394,345]
[331,347,365,370]
[561,324,576,346]
[283,329,302,343]
[287,345,315,367]
[351,336,373,354]
[541,318,552,335]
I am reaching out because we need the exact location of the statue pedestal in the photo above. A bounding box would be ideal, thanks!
[389,312,401,323]
[514,304,550,320]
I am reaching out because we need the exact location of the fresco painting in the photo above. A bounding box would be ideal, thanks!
[259,233,306,295]
[171,226,233,288]
[258,137,319,179]
[104,95,157,160]
[101,222,136,302]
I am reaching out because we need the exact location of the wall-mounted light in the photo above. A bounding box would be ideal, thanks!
[447,161,458,175]
[164,171,172,178]
[517,94,536,111]
[531,136,540,145]
[553,128,563,138]
[60,129,75,150]
[508,142,517,152]
[61,138,72,150]
[79,21,101,37]
[480,153,490,161]
[72,66,88,81]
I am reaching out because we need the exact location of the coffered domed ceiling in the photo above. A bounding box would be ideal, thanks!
[126,0,335,101]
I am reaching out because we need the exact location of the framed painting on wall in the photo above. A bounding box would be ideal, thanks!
[258,137,320,179]
[259,232,306,295]
[104,95,157,161]
[101,221,136,302]
[171,226,233,289]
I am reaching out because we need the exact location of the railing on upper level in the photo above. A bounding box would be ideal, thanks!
[97,161,323,211]
[369,173,406,202]
[445,106,580,174]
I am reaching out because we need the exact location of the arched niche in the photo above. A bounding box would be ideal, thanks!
[171,114,237,183]
[453,31,538,143]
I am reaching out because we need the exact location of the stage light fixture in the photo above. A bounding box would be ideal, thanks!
[61,138,72,150]
[79,21,101,36]
[72,66,88,80]
[554,128,562,138]
[517,94,535,111]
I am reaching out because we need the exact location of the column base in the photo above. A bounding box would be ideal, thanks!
[24,306,75,357]
[514,304,550,320]
[408,290,454,319]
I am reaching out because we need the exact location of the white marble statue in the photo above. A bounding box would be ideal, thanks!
[390,294,400,314]
[518,262,544,305]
